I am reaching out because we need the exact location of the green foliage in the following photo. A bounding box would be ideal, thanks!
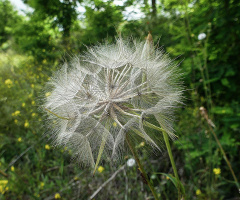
[13,15,61,61]
[0,0,22,47]
[23,0,79,38]
[83,0,123,44]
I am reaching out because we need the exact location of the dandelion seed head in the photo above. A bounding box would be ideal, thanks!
[127,158,135,167]
[42,36,183,169]
[198,33,206,40]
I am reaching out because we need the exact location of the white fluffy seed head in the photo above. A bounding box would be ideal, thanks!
[42,36,184,169]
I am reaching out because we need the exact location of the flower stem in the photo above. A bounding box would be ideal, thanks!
[126,133,160,200]
[162,130,181,200]
[207,124,240,190]
[200,107,240,190]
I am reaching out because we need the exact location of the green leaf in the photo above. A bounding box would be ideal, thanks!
[211,107,233,115]
[204,77,220,84]
[93,133,107,175]
[156,173,185,196]
[93,122,110,175]
[221,78,230,87]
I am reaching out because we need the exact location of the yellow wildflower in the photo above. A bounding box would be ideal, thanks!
[54,193,61,199]
[97,166,104,173]
[18,137,22,142]
[113,122,117,127]
[166,176,170,180]
[22,103,26,107]
[32,113,36,117]
[140,142,145,147]
[31,84,35,88]
[42,49,46,52]
[24,121,29,128]
[45,92,51,97]
[31,101,35,105]
[14,119,18,124]
[213,168,221,175]
[34,193,40,197]
[196,189,201,195]
[5,79,13,88]
[0,180,8,194]
[12,110,20,117]
[11,166,15,172]
[42,59,47,64]
[40,182,44,189]
[45,144,50,150]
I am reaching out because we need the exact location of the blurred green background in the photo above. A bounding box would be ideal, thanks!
[0,0,240,199]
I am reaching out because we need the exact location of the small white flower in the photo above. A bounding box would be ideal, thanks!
[127,158,136,167]
[42,35,183,170]
[198,33,206,40]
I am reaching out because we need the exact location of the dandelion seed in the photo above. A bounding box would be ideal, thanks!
[127,158,135,167]
[42,36,183,171]
[198,33,206,40]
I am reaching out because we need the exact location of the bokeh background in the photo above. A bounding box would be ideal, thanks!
[0,0,240,199]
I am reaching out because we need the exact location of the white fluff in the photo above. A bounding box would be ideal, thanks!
[42,36,184,168]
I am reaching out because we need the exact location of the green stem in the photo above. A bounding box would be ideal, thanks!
[162,131,181,200]
[126,133,160,200]
[207,124,240,190]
